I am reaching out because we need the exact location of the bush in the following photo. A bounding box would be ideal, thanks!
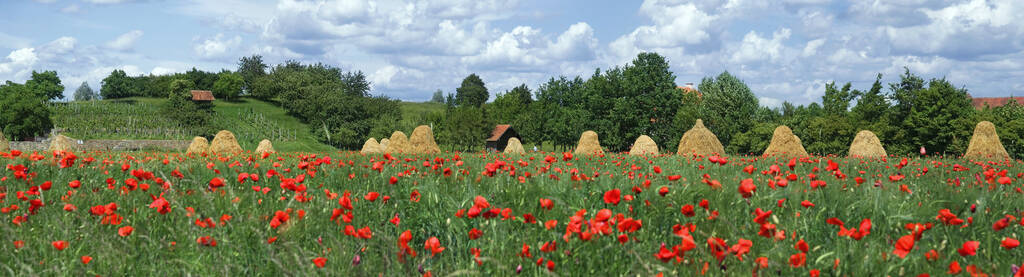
[0,81,53,140]
[213,72,244,101]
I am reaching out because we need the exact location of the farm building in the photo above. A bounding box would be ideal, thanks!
[486,125,520,152]
[971,96,1024,109]
[191,90,215,102]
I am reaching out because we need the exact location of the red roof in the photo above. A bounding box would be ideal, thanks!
[190,90,215,101]
[487,125,511,142]
[971,97,1024,109]
[677,86,703,98]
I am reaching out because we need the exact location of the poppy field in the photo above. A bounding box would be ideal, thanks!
[1,150,1022,276]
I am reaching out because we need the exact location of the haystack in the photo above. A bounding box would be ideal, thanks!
[209,130,243,155]
[677,119,725,156]
[762,125,808,158]
[186,137,209,155]
[0,131,9,152]
[628,135,659,156]
[360,138,383,154]
[48,135,75,153]
[379,138,390,151]
[573,131,604,155]
[409,125,441,154]
[384,131,411,154]
[847,130,887,158]
[503,137,526,154]
[255,139,275,155]
[963,121,1010,160]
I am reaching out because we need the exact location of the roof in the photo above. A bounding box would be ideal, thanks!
[677,86,703,98]
[190,90,215,101]
[487,125,512,142]
[971,96,1024,109]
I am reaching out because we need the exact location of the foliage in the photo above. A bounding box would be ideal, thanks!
[212,72,244,101]
[163,79,214,136]
[698,71,759,148]
[100,70,134,99]
[237,55,267,94]
[435,106,492,151]
[25,70,65,101]
[455,74,488,108]
[430,89,445,104]
[185,67,219,91]
[0,81,53,140]
[73,81,99,101]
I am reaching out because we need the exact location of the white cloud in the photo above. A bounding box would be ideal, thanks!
[731,28,792,64]
[0,48,38,74]
[193,34,242,59]
[105,30,144,51]
[370,65,400,87]
[759,96,783,108]
[885,0,1024,59]
[151,66,178,76]
[609,0,718,65]
[544,22,598,61]
[802,38,826,57]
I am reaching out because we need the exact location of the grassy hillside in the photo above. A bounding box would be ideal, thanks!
[51,97,335,152]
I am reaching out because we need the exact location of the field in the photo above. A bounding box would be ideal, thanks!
[51,98,335,152]
[0,150,1022,276]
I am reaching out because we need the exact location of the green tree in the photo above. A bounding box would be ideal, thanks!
[489,84,531,127]
[164,79,213,135]
[212,72,244,101]
[73,81,98,101]
[606,52,682,152]
[902,78,975,155]
[851,74,889,127]
[435,106,492,151]
[0,81,53,140]
[430,89,445,103]
[25,70,65,101]
[185,67,218,90]
[822,81,855,116]
[455,74,488,107]
[698,71,759,148]
[237,55,267,93]
[100,69,133,99]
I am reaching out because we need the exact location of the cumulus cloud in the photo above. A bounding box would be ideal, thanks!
[105,30,144,51]
[193,34,242,60]
[884,0,1024,59]
[0,48,39,75]
[731,28,792,64]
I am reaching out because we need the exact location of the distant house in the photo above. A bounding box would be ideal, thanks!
[677,83,702,98]
[486,125,520,152]
[190,90,215,102]
[971,96,1024,109]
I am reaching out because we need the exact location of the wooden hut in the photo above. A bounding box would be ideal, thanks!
[486,125,520,152]
[190,90,215,110]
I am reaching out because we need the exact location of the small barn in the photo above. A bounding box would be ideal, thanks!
[191,90,215,102]
[486,125,520,152]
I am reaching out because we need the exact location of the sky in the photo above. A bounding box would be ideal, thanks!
[2,0,1024,106]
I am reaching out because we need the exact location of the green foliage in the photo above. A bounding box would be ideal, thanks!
[73,81,98,101]
[455,74,488,107]
[100,69,134,99]
[430,89,445,103]
[185,67,218,90]
[884,71,975,155]
[488,84,531,128]
[821,81,854,116]
[25,70,65,101]
[212,72,244,101]
[976,100,1024,159]
[698,71,759,147]
[0,81,54,140]
[433,106,492,151]
[605,52,683,152]
[237,54,267,93]
[163,79,214,136]
[728,122,775,155]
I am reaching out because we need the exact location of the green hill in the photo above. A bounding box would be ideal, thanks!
[51,97,335,152]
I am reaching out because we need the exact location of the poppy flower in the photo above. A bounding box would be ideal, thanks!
[948,261,961,274]
[603,189,621,205]
[312,257,326,268]
[1002,237,1020,249]
[957,241,979,256]
[893,235,915,258]
[81,255,93,265]
[667,175,681,181]
[118,226,134,237]
[208,177,225,190]
[389,176,398,185]
[424,237,445,257]
[795,239,809,253]
[468,228,483,240]
[654,243,675,262]
[539,198,554,210]
[364,192,380,202]
[789,252,806,267]
[52,240,68,251]
[356,226,373,239]
[196,236,217,247]
[680,204,695,217]
[800,200,815,208]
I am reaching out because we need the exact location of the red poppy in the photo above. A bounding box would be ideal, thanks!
[654,243,675,262]
[795,239,809,253]
[1002,237,1020,249]
[957,241,979,256]
[789,252,806,267]
[893,235,915,258]
[356,226,373,239]
[424,237,445,257]
[738,178,756,198]
[196,236,217,247]
[390,214,401,226]
[410,190,421,202]
[389,176,398,185]
[13,240,24,249]
[680,204,695,217]
[208,177,225,190]
[800,200,815,208]
[81,255,93,265]
[948,261,961,274]
[312,257,326,268]
[364,192,380,202]
[539,198,554,210]
[52,240,68,251]
[667,175,681,181]
[118,226,134,237]
[468,228,483,240]
[603,189,621,205]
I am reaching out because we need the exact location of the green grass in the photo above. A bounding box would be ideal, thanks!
[0,152,1021,276]
[52,97,335,152]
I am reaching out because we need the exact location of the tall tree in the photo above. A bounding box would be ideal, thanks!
[237,54,267,93]
[73,81,97,101]
[212,72,244,101]
[455,74,488,107]
[821,81,854,116]
[608,52,681,151]
[699,71,759,148]
[26,70,65,101]
[100,69,133,99]
[0,81,53,140]
[430,89,445,103]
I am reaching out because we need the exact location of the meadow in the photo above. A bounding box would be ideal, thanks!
[1,150,1021,276]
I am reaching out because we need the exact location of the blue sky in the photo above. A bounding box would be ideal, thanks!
[2,0,1023,106]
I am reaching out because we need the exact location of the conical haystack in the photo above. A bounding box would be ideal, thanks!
[186,137,209,155]
[628,135,659,156]
[379,138,390,151]
[573,130,604,155]
[762,125,808,158]
[409,125,441,154]
[0,131,9,152]
[360,138,383,154]
[503,137,525,154]
[963,121,1010,160]
[255,139,275,155]
[209,130,243,155]
[848,130,887,158]
[677,119,725,156]
[384,131,411,154]
[48,135,75,153]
